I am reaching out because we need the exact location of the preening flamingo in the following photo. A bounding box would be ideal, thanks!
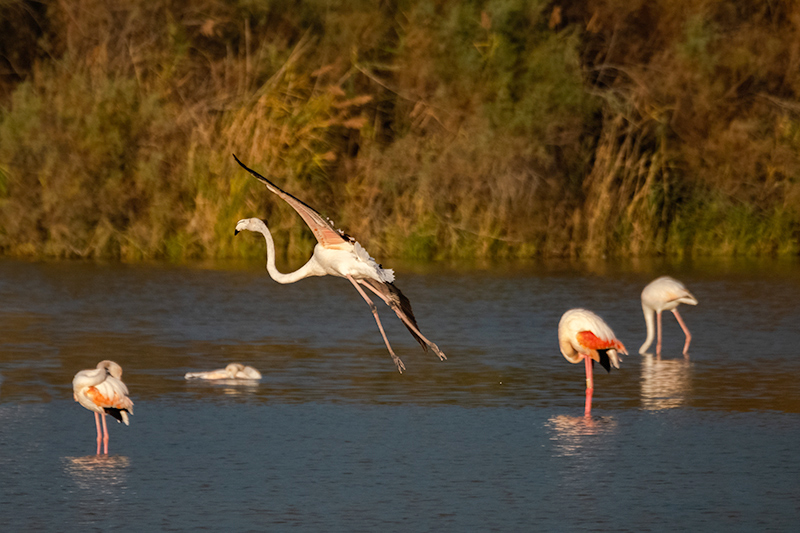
[232,154,446,373]
[72,360,134,454]
[558,309,627,416]
[185,363,262,380]
[639,276,698,356]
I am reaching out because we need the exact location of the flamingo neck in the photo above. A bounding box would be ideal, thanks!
[253,220,320,284]
[639,304,655,354]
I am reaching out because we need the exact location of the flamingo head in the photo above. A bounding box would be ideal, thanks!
[225,363,244,378]
[234,218,268,235]
[97,360,123,379]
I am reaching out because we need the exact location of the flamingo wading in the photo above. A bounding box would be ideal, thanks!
[232,154,446,373]
[72,360,134,454]
[639,276,698,356]
[558,309,627,416]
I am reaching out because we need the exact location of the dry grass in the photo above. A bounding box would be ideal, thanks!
[0,0,798,261]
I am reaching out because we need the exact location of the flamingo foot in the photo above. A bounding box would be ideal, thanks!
[431,343,446,361]
[392,354,406,374]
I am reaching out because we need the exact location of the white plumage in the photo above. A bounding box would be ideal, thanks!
[72,360,134,454]
[232,154,445,373]
[185,363,262,380]
[559,308,625,370]
[558,309,627,416]
[639,276,698,355]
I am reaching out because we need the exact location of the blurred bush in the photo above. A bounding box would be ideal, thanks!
[0,0,797,261]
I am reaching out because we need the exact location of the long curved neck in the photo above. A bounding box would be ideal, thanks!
[639,304,655,354]
[253,220,320,284]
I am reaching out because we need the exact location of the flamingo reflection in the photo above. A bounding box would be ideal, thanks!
[64,455,130,503]
[546,415,619,457]
[640,354,692,410]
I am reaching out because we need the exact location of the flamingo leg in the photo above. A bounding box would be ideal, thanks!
[347,276,406,373]
[101,412,109,454]
[656,311,663,355]
[359,281,446,360]
[672,308,692,355]
[94,412,103,455]
[584,355,594,417]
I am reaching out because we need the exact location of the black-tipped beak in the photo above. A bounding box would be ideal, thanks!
[234,229,240,236]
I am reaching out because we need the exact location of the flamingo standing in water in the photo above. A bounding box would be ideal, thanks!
[232,154,446,373]
[639,276,698,356]
[72,360,134,454]
[558,309,627,416]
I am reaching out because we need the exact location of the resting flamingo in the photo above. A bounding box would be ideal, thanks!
[185,363,262,380]
[72,360,134,454]
[639,276,698,356]
[232,154,446,373]
[558,309,627,416]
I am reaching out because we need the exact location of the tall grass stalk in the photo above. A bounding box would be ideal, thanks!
[0,0,798,261]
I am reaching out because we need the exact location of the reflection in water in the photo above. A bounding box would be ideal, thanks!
[546,415,618,458]
[184,380,262,397]
[64,455,130,499]
[640,355,692,410]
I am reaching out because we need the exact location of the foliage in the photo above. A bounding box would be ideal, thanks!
[0,0,798,261]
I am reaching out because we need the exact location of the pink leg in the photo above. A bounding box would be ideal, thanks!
[672,308,692,355]
[347,276,406,373]
[94,412,103,455]
[101,413,109,454]
[585,388,593,417]
[656,311,663,355]
[584,355,594,417]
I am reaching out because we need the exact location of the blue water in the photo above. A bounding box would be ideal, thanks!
[1,258,799,531]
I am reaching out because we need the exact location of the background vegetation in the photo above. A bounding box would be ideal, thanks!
[1,0,798,262]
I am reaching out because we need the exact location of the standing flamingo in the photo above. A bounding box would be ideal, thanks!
[639,276,698,356]
[232,154,446,373]
[72,360,134,454]
[558,309,627,416]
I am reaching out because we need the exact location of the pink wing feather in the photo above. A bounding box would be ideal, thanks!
[233,154,350,248]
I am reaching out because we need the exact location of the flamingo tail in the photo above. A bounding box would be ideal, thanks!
[597,350,613,373]
[363,279,427,351]
[104,407,131,425]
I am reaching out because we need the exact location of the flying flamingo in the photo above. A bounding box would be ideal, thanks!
[232,154,446,373]
[639,276,698,356]
[558,309,627,416]
[72,360,134,454]
[185,363,262,380]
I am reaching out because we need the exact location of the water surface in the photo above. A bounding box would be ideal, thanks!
[1,258,798,531]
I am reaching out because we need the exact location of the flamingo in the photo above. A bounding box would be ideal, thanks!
[72,360,134,454]
[232,154,446,373]
[558,309,627,416]
[185,363,262,380]
[639,276,698,356]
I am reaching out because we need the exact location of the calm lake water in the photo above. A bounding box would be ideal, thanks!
[1,257,799,531]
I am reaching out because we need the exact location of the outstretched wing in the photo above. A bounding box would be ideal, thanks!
[233,154,350,248]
